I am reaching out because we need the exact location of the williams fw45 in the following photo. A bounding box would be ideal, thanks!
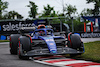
[9,25,85,60]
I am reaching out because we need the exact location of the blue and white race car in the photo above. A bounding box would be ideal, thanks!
[9,25,84,59]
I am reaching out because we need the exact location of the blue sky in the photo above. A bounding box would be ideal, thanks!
[3,0,94,19]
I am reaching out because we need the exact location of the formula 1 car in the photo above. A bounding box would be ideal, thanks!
[9,25,84,59]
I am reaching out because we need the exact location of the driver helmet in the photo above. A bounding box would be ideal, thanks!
[38,24,45,29]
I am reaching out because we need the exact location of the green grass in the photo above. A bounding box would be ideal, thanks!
[0,40,9,42]
[81,41,100,63]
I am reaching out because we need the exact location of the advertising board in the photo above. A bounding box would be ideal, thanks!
[0,19,47,40]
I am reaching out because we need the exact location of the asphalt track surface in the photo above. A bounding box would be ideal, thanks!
[0,38,100,67]
[0,43,53,67]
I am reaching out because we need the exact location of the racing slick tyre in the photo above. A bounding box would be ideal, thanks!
[9,34,21,55]
[18,36,31,60]
[67,34,84,57]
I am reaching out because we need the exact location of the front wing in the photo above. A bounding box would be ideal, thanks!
[20,47,84,57]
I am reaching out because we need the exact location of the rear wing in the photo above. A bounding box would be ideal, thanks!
[53,31,66,36]
[19,25,52,35]
[19,27,36,34]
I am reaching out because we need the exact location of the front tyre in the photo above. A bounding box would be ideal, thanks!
[18,36,31,60]
[67,34,84,57]
[18,45,29,60]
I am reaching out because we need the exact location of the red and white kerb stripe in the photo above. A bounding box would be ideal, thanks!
[44,59,100,67]
[33,56,100,67]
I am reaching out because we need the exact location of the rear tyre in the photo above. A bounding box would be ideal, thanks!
[18,36,31,60]
[10,34,20,55]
